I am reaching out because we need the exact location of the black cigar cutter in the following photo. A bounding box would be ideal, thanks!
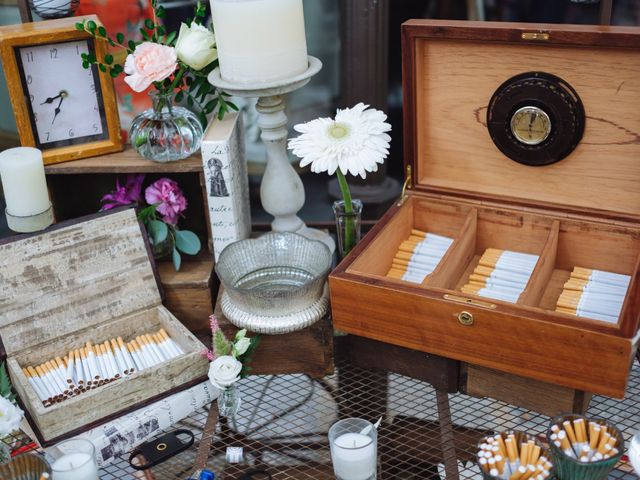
[129,429,194,470]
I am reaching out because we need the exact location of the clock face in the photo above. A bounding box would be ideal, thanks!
[15,39,108,149]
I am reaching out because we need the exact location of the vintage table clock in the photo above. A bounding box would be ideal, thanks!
[330,21,640,399]
[0,15,122,165]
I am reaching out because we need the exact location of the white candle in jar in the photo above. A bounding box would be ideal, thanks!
[210,0,308,84]
[0,147,50,217]
[331,432,376,480]
[51,452,99,480]
[630,432,640,475]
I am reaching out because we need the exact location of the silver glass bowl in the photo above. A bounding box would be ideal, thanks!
[216,232,332,317]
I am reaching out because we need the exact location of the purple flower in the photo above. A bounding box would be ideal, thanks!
[209,315,219,333]
[145,178,187,225]
[100,174,145,211]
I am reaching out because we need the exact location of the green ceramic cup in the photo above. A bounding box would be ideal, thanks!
[547,414,624,480]
[477,430,554,479]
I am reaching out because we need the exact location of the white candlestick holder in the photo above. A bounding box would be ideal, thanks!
[209,56,336,254]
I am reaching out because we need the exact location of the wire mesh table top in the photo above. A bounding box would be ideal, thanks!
[4,356,639,479]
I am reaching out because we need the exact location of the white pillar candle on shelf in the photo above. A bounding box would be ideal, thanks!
[0,147,50,216]
[210,0,308,84]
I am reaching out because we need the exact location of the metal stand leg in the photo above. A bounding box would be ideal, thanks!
[436,388,460,480]
[190,402,219,477]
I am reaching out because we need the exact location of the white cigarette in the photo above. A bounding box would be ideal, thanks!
[85,345,100,382]
[154,333,177,359]
[65,354,75,384]
[74,350,85,385]
[160,329,184,355]
[95,348,109,381]
[33,366,56,400]
[129,341,148,369]
[47,361,68,394]
[24,368,48,403]
[118,337,136,373]
[145,334,168,362]
[110,339,128,375]
[103,342,120,378]
[140,337,160,366]
[38,365,61,397]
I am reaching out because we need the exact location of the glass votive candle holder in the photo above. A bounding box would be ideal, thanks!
[329,418,377,480]
[476,430,553,479]
[546,414,624,480]
[630,430,640,475]
[49,438,99,480]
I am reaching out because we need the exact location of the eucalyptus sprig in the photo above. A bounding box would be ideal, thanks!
[74,0,237,128]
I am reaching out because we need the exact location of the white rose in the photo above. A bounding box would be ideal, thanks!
[208,355,242,390]
[175,23,217,71]
[234,337,251,357]
[0,397,23,436]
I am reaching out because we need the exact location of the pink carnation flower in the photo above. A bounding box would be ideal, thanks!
[145,177,187,225]
[124,42,178,92]
[101,174,144,210]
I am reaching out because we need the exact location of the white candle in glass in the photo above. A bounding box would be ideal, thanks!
[630,431,640,475]
[0,147,50,217]
[331,432,376,480]
[51,452,99,480]
[210,0,308,84]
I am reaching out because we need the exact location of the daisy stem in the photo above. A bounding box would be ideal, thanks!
[336,169,355,256]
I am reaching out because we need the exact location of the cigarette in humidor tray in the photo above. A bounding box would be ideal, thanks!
[103,342,121,378]
[23,367,50,405]
[95,345,108,382]
[128,340,146,370]
[160,329,184,355]
[386,231,453,284]
[117,337,136,374]
[110,339,128,375]
[571,267,631,288]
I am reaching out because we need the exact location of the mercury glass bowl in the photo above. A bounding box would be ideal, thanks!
[216,232,332,317]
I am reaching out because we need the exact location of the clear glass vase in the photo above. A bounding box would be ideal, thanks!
[333,199,363,259]
[218,384,241,417]
[129,91,203,163]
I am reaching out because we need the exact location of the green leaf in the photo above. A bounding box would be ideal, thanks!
[116,32,125,44]
[110,69,119,78]
[175,230,201,255]
[128,40,137,51]
[104,54,114,65]
[99,63,107,73]
[148,219,168,244]
[156,6,166,18]
[0,361,15,401]
[156,25,166,36]
[107,38,115,47]
[187,95,194,107]
[165,31,177,45]
[172,247,181,271]
[75,22,85,31]
[175,90,184,103]
[82,61,90,69]
[87,20,97,33]
[140,28,150,41]
[214,329,231,357]
[144,18,155,30]
[198,111,208,129]
[226,101,239,111]
[87,53,97,63]
[98,26,107,37]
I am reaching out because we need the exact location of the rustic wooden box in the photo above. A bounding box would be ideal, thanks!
[329,21,640,398]
[0,208,209,445]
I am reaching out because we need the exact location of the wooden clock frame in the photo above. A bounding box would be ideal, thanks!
[0,15,122,165]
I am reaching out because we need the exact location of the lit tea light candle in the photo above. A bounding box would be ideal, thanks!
[0,147,53,232]
[210,0,308,84]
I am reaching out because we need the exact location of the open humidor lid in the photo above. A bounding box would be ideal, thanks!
[402,20,640,220]
[0,208,161,356]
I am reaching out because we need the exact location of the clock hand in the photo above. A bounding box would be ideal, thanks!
[51,91,68,125]
[40,93,62,105]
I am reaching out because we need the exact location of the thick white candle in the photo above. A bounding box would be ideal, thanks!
[331,432,376,480]
[0,147,50,217]
[211,0,308,84]
[51,452,99,480]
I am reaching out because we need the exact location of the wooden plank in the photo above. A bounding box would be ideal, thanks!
[346,336,459,393]
[158,257,216,334]
[463,364,591,416]
[214,289,334,378]
[45,147,203,174]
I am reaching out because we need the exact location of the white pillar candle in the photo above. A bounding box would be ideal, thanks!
[331,432,376,480]
[0,147,50,216]
[211,0,308,84]
[51,452,99,480]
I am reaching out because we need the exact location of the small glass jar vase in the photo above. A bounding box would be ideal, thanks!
[218,384,242,417]
[129,91,203,163]
[333,199,363,259]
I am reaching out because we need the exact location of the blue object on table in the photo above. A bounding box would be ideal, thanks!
[200,470,215,480]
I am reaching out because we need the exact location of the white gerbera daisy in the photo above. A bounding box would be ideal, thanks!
[288,103,391,179]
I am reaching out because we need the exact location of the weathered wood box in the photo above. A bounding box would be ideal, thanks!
[329,21,640,399]
[0,208,209,445]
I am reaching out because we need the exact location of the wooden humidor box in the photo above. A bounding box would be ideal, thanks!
[329,20,640,399]
[0,208,209,445]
